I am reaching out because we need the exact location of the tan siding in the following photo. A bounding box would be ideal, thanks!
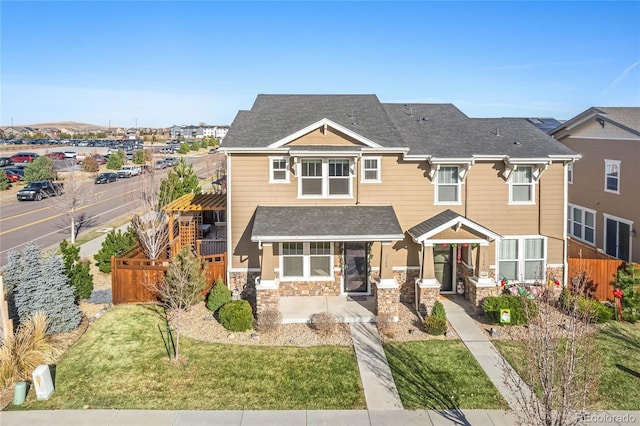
[288,127,365,146]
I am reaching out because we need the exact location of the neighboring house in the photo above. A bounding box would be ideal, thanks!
[550,107,640,263]
[221,94,579,321]
[524,117,564,133]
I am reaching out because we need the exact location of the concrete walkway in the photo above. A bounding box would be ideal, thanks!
[440,297,535,411]
[350,322,403,410]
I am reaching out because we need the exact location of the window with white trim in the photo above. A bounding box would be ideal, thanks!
[436,166,460,204]
[568,204,595,244]
[510,165,534,203]
[499,237,546,281]
[281,242,333,279]
[269,157,289,183]
[361,157,381,183]
[567,163,573,184]
[299,158,352,198]
[604,159,620,193]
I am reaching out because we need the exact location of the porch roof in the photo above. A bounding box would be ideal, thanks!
[408,209,502,244]
[251,205,404,242]
[163,192,226,212]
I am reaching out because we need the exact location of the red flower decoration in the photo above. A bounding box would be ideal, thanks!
[613,288,623,299]
[554,279,561,286]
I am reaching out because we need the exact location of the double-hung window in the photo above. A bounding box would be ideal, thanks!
[281,242,332,279]
[510,165,534,203]
[436,166,460,204]
[361,157,381,183]
[568,204,595,244]
[604,160,620,193]
[499,237,546,281]
[299,158,352,198]
[269,157,289,183]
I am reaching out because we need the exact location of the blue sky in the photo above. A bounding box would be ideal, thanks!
[1,1,639,128]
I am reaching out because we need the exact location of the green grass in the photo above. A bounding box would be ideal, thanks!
[384,341,508,409]
[13,305,365,410]
[494,322,640,410]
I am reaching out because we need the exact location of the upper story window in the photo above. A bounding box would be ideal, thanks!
[567,163,573,184]
[269,157,289,183]
[281,242,332,279]
[499,236,546,282]
[361,157,381,183]
[435,166,460,204]
[299,158,352,198]
[568,204,595,245]
[604,159,620,193]
[510,165,534,204]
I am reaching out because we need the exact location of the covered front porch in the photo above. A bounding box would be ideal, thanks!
[279,295,376,323]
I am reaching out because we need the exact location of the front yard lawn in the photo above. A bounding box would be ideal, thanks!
[384,341,508,409]
[13,305,365,410]
[494,321,640,410]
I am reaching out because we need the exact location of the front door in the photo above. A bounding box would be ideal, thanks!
[344,242,368,293]
[434,245,453,292]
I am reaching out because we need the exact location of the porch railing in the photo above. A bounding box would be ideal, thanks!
[197,239,226,256]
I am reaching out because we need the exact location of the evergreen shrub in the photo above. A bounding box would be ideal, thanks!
[206,277,231,313]
[59,240,94,300]
[483,295,538,325]
[578,297,612,323]
[431,300,446,320]
[219,300,254,332]
[424,316,447,335]
[94,226,138,273]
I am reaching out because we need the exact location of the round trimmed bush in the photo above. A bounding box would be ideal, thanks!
[219,300,254,332]
[424,316,447,335]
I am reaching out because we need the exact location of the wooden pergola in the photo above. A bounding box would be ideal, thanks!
[163,192,226,257]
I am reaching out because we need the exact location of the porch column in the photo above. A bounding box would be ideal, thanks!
[256,243,279,316]
[465,243,498,310]
[375,242,399,322]
[416,244,440,317]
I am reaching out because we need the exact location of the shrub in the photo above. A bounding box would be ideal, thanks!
[24,156,56,183]
[106,152,123,170]
[424,316,447,335]
[376,313,394,338]
[219,300,254,332]
[613,262,640,322]
[133,149,150,164]
[0,313,52,387]
[0,178,10,191]
[309,312,337,337]
[255,309,282,333]
[578,296,612,323]
[81,156,99,172]
[206,277,232,313]
[431,300,446,320]
[59,239,94,300]
[178,143,190,154]
[93,226,138,273]
[483,295,538,325]
[190,141,201,151]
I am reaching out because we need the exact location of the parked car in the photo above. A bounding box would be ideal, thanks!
[117,165,140,178]
[4,170,21,183]
[0,157,14,167]
[208,148,218,154]
[94,172,118,184]
[46,152,66,160]
[154,159,167,169]
[17,180,64,201]
[63,151,77,158]
[164,157,178,166]
[3,168,24,179]
[10,152,39,163]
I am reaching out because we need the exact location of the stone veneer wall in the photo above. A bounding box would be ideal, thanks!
[374,281,400,321]
[417,285,439,317]
[279,279,340,296]
[393,268,420,303]
[256,287,279,315]
[465,281,499,312]
[229,271,259,312]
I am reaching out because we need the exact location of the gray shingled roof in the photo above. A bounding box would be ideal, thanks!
[593,107,640,135]
[407,209,501,240]
[251,205,404,241]
[223,94,578,159]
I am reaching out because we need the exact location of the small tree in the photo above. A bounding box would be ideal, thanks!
[59,240,93,300]
[178,143,190,154]
[158,158,201,206]
[24,156,56,183]
[9,243,82,334]
[502,274,601,426]
[81,155,99,173]
[0,178,10,191]
[153,247,206,361]
[94,226,138,273]
[613,262,640,322]
[190,140,201,151]
[51,166,95,243]
[106,151,123,170]
[133,149,151,164]
[131,171,169,260]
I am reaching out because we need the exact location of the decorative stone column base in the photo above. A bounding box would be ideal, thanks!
[466,277,499,311]
[417,279,440,317]
[255,278,279,319]
[375,279,400,322]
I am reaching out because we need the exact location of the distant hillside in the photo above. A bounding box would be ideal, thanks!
[19,121,116,130]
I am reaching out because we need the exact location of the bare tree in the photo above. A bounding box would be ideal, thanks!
[51,166,95,243]
[502,274,601,426]
[131,169,169,260]
[150,247,206,362]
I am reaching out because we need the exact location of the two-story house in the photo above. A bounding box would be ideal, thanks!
[550,107,639,263]
[221,94,578,321]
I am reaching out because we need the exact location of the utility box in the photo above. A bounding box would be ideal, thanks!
[32,364,54,400]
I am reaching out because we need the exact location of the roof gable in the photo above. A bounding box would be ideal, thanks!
[550,107,640,139]
[268,118,381,148]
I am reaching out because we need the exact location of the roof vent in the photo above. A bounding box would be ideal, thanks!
[404,104,413,116]
[495,127,500,137]
[419,116,429,122]
[513,141,521,145]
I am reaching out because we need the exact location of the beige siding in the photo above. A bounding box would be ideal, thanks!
[288,127,365,146]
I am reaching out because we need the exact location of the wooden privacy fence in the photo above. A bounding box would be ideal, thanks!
[567,238,624,301]
[111,253,227,305]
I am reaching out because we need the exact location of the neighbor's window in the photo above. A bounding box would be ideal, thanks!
[604,159,620,193]
[436,166,460,204]
[567,163,573,184]
[499,237,546,281]
[510,165,534,203]
[281,242,333,279]
[361,157,381,183]
[270,157,289,183]
[568,204,595,244]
